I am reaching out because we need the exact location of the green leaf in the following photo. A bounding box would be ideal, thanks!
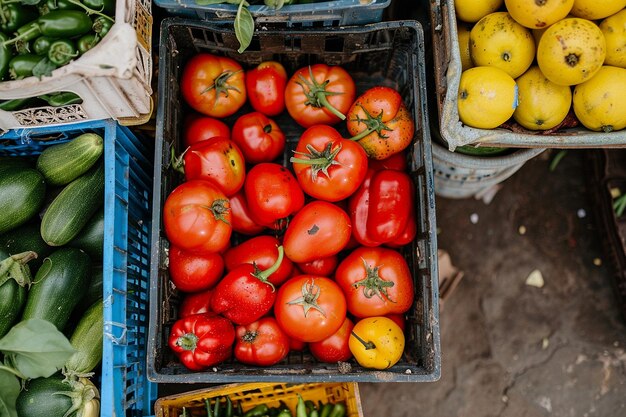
[31,57,57,80]
[0,319,75,379]
[264,0,285,9]
[194,0,226,5]
[20,0,41,5]
[0,369,19,417]
[235,1,254,53]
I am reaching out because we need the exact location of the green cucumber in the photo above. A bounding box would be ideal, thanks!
[36,133,104,186]
[0,167,46,234]
[0,248,36,339]
[41,162,104,246]
[16,374,99,417]
[65,300,103,376]
[0,221,53,271]
[22,247,91,330]
[68,207,103,260]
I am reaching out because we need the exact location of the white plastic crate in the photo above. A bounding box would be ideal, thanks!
[0,0,153,131]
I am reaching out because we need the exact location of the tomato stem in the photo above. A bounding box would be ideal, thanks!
[200,69,243,99]
[351,331,376,350]
[252,245,283,291]
[170,146,188,174]
[208,199,231,225]
[352,258,396,302]
[175,333,199,351]
[348,105,392,141]
[286,278,326,317]
[289,142,343,181]
[296,66,347,120]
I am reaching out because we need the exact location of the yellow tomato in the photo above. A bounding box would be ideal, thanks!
[570,0,626,20]
[470,12,536,79]
[505,0,574,29]
[537,18,606,86]
[600,9,626,68]
[457,21,474,71]
[349,317,405,370]
[573,66,626,132]
[455,0,503,23]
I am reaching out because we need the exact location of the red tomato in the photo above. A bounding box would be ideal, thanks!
[385,313,406,332]
[283,201,351,263]
[228,191,265,236]
[296,255,338,277]
[275,275,347,342]
[309,317,354,363]
[290,125,368,202]
[169,246,224,292]
[245,61,287,116]
[181,53,246,118]
[179,288,214,318]
[347,86,414,160]
[231,112,286,164]
[289,337,306,352]
[285,64,356,128]
[244,163,305,229]
[223,235,293,287]
[368,151,408,172]
[176,137,246,197]
[184,114,230,147]
[163,180,232,254]
[335,246,414,318]
[234,317,290,366]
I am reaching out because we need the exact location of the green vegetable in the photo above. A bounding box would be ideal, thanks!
[327,403,346,417]
[0,97,33,111]
[0,167,46,234]
[68,207,104,260]
[33,35,57,55]
[38,91,83,107]
[0,4,38,33]
[0,222,53,271]
[8,53,45,79]
[319,403,333,417]
[243,404,270,417]
[64,300,103,377]
[214,395,221,417]
[21,247,91,330]
[77,33,99,54]
[40,161,104,246]
[48,38,78,65]
[0,369,20,417]
[295,395,306,417]
[36,132,103,186]
[206,398,214,417]
[83,0,115,15]
[92,15,113,37]
[75,266,103,314]
[0,249,36,339]
[46,0,83,11]
[0,32,12,81]
[4,11,93,47]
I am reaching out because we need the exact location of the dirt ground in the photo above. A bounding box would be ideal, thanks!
[359,150,626,416]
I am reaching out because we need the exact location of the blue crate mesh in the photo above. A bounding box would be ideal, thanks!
[0,120,156,416]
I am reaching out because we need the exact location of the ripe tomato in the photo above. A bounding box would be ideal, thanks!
[285,64,356,127]
[290,125,368,202]
[274,275,347,342]
[289,336,306,352]
[245,61,287,116]
[349,316,404,370]
[309,317,354,363]
[385,313,406,332]
[228,190,265,236]
[179,288,214,318]
[368,151,408,172]
[163,180,232,254]
[244,163,305,229]
[347,86,415,160]
[169,245,224,292]
[231,112,286,164]
[175,137,246,197]
[283,201,351,263]
[335,246,414,318]
[183,114,230,147]
[181,53,246,118]
[297,255,338,277]
[223,235,294,287]
[234,317,290,366]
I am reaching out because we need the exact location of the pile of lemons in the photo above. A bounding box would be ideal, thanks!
[455,0,626,133]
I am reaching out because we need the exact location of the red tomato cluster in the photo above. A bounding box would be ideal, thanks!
[166,53,417,371]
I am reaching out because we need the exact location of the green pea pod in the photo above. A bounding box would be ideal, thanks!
[46,0,83,10]
[38,91,82,107]
[8,54,44,79]
[327,403,346,417]
[77,33,99,54]
[33,36,57,56]
[0,98,35,111]
[243,404,270,417]
[92,15,113,37]
[48,38,78,65]
[82,0,115,15]
[0,5,38,33]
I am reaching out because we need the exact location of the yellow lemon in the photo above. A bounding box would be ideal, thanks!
[573,66,626,132]
[570,0,626,20]
[513,66,573,130]
[505,0,574,29]
[458,66,518,129]
[537,18,606,86]
[455,0,504,23]
[470,12,536,79]
[457,21,473,71]
[599,9,626,68]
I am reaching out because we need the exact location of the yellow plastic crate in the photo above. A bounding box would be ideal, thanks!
[154,383,363,417]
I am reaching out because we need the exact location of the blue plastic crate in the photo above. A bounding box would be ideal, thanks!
[153,0,390,26]
[0,120,156,417]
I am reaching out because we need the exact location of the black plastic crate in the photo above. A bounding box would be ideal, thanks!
[148,18,440,383]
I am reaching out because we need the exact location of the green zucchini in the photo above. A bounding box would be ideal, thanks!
[36,133,104,186]
[0,248,36,339]
[0,221,53,271]
[0,156,33,174]
[16,374,100,417]
[0,167,46,234]
[75,266,103,314]
[22,247,91,330]
[65,300,103,376]
[68,207,104,260]
[41,162,104,246]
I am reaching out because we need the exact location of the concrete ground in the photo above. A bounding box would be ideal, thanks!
[359,150,626,416]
